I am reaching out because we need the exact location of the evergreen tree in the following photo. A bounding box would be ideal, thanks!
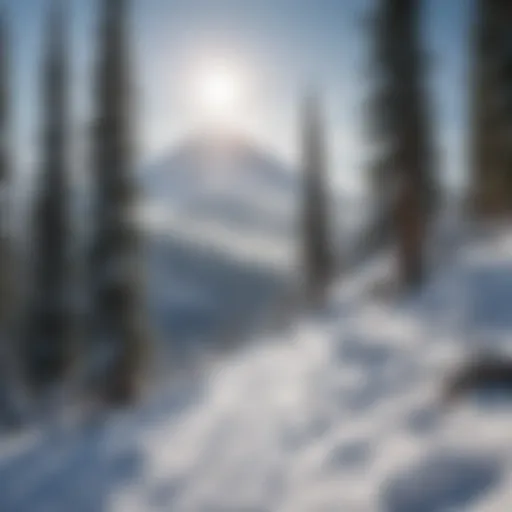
[90,0,147,404]
[443,1,512,401]
[470,0,512,217]
[301,92,334,302]
[0,7,11,330]
[369,0,436,289]
[25,0,72,387]
[0,7,22,423]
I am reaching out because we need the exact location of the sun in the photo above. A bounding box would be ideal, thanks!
[191,58,246,124]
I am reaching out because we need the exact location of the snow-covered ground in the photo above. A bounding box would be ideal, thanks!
[3,228,512,511]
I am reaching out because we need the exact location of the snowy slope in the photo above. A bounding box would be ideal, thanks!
[3,229,512,511]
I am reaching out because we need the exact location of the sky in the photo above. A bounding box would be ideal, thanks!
[7,0,471,195]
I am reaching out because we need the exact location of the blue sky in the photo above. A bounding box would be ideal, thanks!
[7,0,471,194]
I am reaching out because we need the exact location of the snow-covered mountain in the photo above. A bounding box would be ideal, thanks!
[146,133,296,204]
[142,132,299,264]
[141,133,300,355]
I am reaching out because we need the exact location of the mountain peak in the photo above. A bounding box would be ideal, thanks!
[142,130,298,262]
[146,131,296,202]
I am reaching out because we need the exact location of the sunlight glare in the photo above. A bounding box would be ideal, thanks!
[192,58,245,124]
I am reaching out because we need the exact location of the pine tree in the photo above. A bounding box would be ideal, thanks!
[0,7,22,423]
[301,92,334,302]
[90,0,147,404]
[0,7,11,330]
[25,0,72,387]
[470,0,512,217]
[369,0,436,289]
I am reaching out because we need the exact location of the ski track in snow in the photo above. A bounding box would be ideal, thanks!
[3,233,512,511]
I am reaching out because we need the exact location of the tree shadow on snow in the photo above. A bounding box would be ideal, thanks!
[382,450,502,512]
[464,263,512,333]
[0,423,143,512]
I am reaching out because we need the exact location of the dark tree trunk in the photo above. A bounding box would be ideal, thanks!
[369,0,436,290]
[25,0,72,388]
[470,0,512,218]
[90,0,149,404]
[301,92,335,303]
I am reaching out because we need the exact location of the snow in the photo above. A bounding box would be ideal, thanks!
[141,134,369,357]
[143,133,365,273]
[4,228,512,511]
[140,135,302,356]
